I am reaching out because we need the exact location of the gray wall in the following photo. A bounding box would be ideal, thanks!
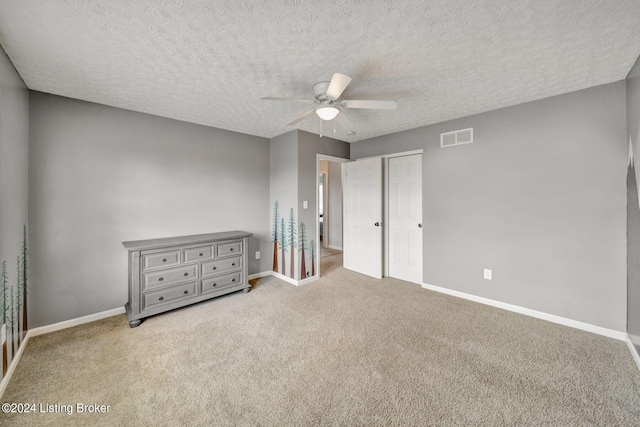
[29,92,271,327]
[297,131,349,278]
[352,82,627,331]
[627,55,640,351]
[0,45,29,267]
[268,130,349,280]
[627,163,640,353]
[269,130,298,277]
[629,56,640,189]
[0,45,29,375]
[327,161,343,249]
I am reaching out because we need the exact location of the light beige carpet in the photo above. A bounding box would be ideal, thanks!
[2,254,640,426]
[320,246,342,258]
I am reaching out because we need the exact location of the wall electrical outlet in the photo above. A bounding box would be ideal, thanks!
[303,200,308,209]
[484,269,492,280]
[255,251,260,260]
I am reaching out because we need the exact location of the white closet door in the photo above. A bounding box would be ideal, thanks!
[343,158,383,279]
[388,154,423,284]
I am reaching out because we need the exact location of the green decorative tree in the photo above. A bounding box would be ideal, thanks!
[272,201,279,272]
[9,284,15,358]
[1,260,7,375]
[310,240,316,277]
[299,222,307,279]
[288,209,296,278]
[279,217,287,275]
[21,225,27,337]
[15,256,23,346]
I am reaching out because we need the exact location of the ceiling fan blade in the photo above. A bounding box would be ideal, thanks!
[326,73,352,100]
[286,108,317,126]
[336,108,355,129]
[260,96,315,104]
[341,100,397,110]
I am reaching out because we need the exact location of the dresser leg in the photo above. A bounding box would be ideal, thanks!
[243,287,250,293]
[129,319,143,328]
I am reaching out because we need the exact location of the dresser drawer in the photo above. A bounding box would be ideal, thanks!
[142,250,180,271]
[143,281,197,311]
[183,246,214,263]
[143,264,198,290]
[217,241,242,258]
[124,232,252,328]
[201,256,242,278]
[201,272,242,295]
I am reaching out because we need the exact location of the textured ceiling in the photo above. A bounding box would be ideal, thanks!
[0,1,639,142]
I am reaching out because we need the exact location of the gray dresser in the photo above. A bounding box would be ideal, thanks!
[123,231,252,327]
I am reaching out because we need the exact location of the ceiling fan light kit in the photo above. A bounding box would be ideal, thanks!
[260,72,398,134]
[316,106,339,121]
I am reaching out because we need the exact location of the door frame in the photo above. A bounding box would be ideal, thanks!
[354,149,424,278]
[316,153,349,278]
[319,172,328,249]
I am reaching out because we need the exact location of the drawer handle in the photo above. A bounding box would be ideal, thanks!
[212,266,217,270]
[198,253,203,256]
[231,263,236,266]
[229,248,234,251]
[232,278,236,282]
[158,296,164,301]
[158,277,164,281]
[212,283,217,287]
[161,258,167,262]
[183,272,188,276]
[183,290,188,294]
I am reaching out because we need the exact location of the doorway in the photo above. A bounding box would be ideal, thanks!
[316,154,349,278]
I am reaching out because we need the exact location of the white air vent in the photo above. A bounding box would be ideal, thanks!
[440,127,474,148]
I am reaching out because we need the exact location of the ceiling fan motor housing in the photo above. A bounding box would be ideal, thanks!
[313,81,332,101]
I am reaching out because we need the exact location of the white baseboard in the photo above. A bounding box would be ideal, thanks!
[421,282,626,341]
[28,307,126,338]
[626,335,640,372]
[327,245,343,251]
[0,306,126,398]
[297,275,318,286]
[3,279,633,399]
[270,270,317,286]
[248,271,272,280]
[0,333,31,398]
[270,270,299,286]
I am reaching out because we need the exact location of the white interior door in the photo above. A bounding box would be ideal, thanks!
[388,154,423,284]
[343,158,383,279]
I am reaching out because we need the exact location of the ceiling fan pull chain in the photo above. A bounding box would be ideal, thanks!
[319,117,323,138]
[333,118,336,133]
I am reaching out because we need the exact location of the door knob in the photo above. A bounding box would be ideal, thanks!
[418,224,423,228]
[374,222,380,227]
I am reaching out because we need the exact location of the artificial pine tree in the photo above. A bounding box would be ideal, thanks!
[288,209,296,278]
[21,225,27,336]
[310,240,316,277]
[1,260,7,376]
[279,217,287,275]
[272,202,279,272]
[15,256,22,346]
[9,285,14,358]
[299,222,307,279]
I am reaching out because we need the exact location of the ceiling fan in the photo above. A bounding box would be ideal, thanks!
[260,73,397,131]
